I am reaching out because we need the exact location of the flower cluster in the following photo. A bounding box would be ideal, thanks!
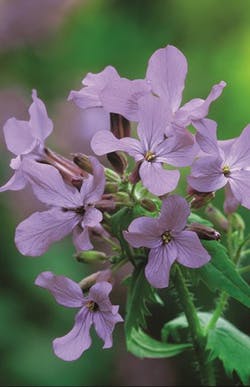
[1,44,249,363]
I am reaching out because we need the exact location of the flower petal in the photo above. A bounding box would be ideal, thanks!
[225,124,250,169]
[82,207,103,228]
[0,170,26,192]
[89,281,112,310]
[35,271,84,308]
[53,307,93,361]
[93,308,123,349]
[22,159,82,208]
[145,243,177,288]
[73,226,93,251]
[101,77,150,121]
[91,130,143,160]
[146,45,187,112]
[80,157,105,204]
[124,217,162,248]
[15,208,80,256]
[188,156,226,192]
[139,161,180,196]
[158,195,190,232]
[193,119,220,155]
[229,170,250,210]
[223,183,239,214]
[3,118,36,156]
[174,230,210,268]
[29,90,53,141]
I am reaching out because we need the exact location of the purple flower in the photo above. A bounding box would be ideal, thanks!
[15,156,105,256]
[188,119,250,211]
[124,195,210,288]
[91,95,197,196]
[35,272,123,361]
[68,65,150,122]
[0,89,53,192]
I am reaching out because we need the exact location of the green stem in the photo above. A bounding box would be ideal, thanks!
[205,292,228,334]
[100,235,121,251]
[238,264,250,275]
[111,257,129,273]
[174,266,216,386]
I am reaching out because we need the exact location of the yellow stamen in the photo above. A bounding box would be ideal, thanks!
[222,165,230,176]
[145,151,156,162]
[161,231,172,244]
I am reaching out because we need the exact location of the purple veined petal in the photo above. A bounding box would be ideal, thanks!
[224,182,239,214]
[35,271,84,308]
[82,207,103,228]
[80,157,105,204]
[53,307,93,361]
[176,81,226,124]
[72,226,93,251]
[218,138,237,158]
[124,217,162,248]
[146,45,188,112]
[101,77,151,121]
[145,243,177,288]
[174,230,210,268]
[68,66,119,109]
[228,170,250,210]
[139,161,180,196]
[15,207,81,256]
[136,94,169,152]
[89,281,112,310]
[91,130,144,161]
[0,169,26,192]
[225,124,250,169]
[93,308,123,349]
[193,119,220,155]
[3,117,36,156]
[158,195,190,232]
[29,89,53,141]
[187,156,227,193]
[22,159,82,208]
[156,128,197,167]
[175,98,204,126]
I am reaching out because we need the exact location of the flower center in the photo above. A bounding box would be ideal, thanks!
[145,151,156,162]
[161,231,172,244]
[222,165,230,176]
[62,206,85,215]
[86,300,98,312]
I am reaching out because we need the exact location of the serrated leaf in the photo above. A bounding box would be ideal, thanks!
[125,264,163,334]
[197,241,250,308]
[128,327,191,359]
[162,312,250,385]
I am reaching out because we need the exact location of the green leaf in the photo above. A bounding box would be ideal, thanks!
[197,240,250,308]
[188,212,213,227]
[128,327,191,359]
[162,312,250,385]
[125,264,191,358]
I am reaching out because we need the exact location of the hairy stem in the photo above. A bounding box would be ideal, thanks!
[205,291,228,333]
[174,266,216,386]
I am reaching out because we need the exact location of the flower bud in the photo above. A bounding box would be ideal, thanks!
[72,153,93,174]
[107,151,128,175]
[105,182,119,193]
[129,161,142,184]
[75,250,107,264]
[104,167,121,183]
[205,204,229,232]
[110,113,131,138]
[140,198,157,212]
[186,222,221,241]
[188,186,215,209]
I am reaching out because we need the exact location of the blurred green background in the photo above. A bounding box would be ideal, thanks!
[0,0,250,385]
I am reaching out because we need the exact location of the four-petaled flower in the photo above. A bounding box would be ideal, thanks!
[0,89,53,192]
[15,156,105,256]
[35,272,123,361]
[91,95,197,196]
[188,119,250,212]
[124,195,210,288]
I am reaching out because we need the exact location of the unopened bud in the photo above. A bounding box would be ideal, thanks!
[205,204,229,232]
[72,153,93,174]
[140,198,157,212]
[105,182,119,193]
[75,250,107,264]
[186,223,221,241]
[104,168,121,183]
[107,151,128,175]
[113,191,131,204]
[188,186,215,209]
[110,113,131,138]
[78,269,112,290]
[129,161,142,184]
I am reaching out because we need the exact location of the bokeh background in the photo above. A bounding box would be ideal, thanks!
[0,0,250,385]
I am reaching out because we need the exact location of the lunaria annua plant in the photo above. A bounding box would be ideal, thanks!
[1,45,250,385]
